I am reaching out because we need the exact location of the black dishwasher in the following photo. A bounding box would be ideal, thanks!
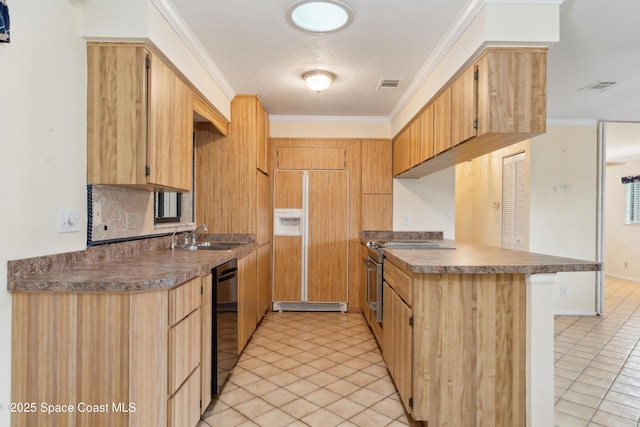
[212,258,238,395]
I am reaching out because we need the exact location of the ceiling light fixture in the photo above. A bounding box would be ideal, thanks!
[302,70,335,93]
[287,0,353,33]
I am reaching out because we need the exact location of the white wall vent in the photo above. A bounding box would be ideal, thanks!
[377,78,401,90]
[580,81,617,92]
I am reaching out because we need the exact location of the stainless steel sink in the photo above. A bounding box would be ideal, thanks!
[178,242,247,251]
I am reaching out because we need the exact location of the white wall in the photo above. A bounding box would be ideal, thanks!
[529,125,599,314]
[0,1,88,422]
[0,1,233,420]
[455,140,530,247]
[452,126,600,314]
[605,160,640,281]
[392,168,456,238]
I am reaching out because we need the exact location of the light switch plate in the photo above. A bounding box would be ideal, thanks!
[58,209,81,233]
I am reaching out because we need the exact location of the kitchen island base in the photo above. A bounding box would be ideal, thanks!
[384,268,556,426]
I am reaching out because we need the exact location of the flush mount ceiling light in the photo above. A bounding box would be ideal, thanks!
[287,0,354,33]
[302,70,336,93]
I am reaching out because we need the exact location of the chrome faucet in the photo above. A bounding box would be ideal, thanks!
[187,224,208,246]
[170,223,187,250]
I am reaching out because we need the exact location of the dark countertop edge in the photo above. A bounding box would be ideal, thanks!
[360,231,444,241]
[382,246,603,275]
[8,241,259,293]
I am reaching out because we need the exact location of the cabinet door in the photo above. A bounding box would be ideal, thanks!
[276,146,346,170]
[200,274,212,415]
[168,366,200,427]
[168,309,201,395]
[451,65,477,147]
[393,120,420,175]
[419,105,434,162]
[147,53,193,191]
[257,99,269,173]
[383,283,413,414]
[307,170,349,303]
[361,139,392,194]
[238,252,257,353]
[257,243,272,320]
[362,195,392,230]
[395,295,413,412]
[86,44,148,186]
[433,87,452,155]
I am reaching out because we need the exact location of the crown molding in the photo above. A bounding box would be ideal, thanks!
[269,115,390,125]
[388,0,486,121]
[151,0,235,101]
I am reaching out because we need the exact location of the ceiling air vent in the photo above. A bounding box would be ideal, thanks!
[377,78,401,90]
[580,81,618,92]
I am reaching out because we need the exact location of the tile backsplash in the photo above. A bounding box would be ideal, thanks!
[89,185,193,244]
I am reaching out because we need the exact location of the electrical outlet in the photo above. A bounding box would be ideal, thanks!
[125,212,135,229]
[561,286,568,297]
[625,261,628,269]
[58,209,80,233]
[402,215,410,225]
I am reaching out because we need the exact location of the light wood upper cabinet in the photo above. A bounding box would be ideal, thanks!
[450,64,477,147]
[433,86,452,156]
[392,119,421,175]
[87,43,193,192]
[256,100,269,173]
[419,105,434,163]
[362,139,392,194]
[476,49,547,137]
[395,47,546,178]
[276,146,346,170]
[197,94,271,238]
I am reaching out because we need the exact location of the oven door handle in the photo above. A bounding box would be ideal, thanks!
[363,257,379,313]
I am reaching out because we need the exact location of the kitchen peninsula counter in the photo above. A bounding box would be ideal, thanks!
[379,239,600,427]
[383,240,600,274]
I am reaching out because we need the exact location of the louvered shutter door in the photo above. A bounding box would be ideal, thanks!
[503,153,527,250]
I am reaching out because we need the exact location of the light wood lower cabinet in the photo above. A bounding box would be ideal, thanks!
[383,282,412,411]
[11,276,206,427]
[238,251,258,353]
[383,259,527,425]
[200,274,213,415]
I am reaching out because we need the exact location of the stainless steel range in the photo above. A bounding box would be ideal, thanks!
[364,239,451,323]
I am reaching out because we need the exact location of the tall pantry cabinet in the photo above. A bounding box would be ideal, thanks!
[196,95,271,351]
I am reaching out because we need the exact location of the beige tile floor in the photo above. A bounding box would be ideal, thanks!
[201,311,419,427]
[555,276,640,427]
[198,276,640,427]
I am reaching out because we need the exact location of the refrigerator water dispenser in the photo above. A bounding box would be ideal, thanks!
[274,209,303,236]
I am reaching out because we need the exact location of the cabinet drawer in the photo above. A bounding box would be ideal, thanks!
[168,309,201,395]
[168,365,201,427]
[169,277,201,326]
[384,261,412,306]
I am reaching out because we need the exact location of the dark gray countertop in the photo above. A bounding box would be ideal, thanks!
[382,241,601,274]
[8,237,257,293]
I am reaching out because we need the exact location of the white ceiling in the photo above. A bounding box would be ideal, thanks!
[170,0,640,158]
